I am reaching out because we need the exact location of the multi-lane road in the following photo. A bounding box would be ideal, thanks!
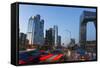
[19,50,64,64]
[19,49,96,65]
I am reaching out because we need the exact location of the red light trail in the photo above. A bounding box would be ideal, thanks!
[40,54,53,61]
[52,54,63,61]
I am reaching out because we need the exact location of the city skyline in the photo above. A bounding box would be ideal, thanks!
[19,4,96,44]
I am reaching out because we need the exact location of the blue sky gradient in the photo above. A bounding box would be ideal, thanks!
[19,4,96,44]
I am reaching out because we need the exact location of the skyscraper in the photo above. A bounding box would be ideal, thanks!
[45,28,54,46]
[27,14,44,46]
[45,28,55,50]
[19,32,27,50]
[45,25,59,46]
[57,35,61,46]
[53,25,58,46]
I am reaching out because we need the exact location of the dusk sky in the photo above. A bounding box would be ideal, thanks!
[19,4,96,45]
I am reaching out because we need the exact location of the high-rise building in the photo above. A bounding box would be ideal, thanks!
[27,14,44,46]
[69,38,75,47]
[45,25,59,49]
[19,32,27,50]
[57,35,61,46]
[45,28,54,46]
[53,25,58,46]
[70,38,75,44]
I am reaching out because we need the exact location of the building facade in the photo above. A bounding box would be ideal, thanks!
[45,25,60,50]
[27,15,44,46]
[45,28,55,46]
[57,35,61,46]
[53,25,58,46]
[19,32,27,50]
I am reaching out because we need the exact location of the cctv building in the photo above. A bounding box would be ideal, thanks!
[27,15,44,46]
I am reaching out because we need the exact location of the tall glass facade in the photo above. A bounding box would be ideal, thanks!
[27,15,44,46]
[53,25,58,46]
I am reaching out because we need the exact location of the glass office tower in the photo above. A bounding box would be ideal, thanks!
[27,15,44,46]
